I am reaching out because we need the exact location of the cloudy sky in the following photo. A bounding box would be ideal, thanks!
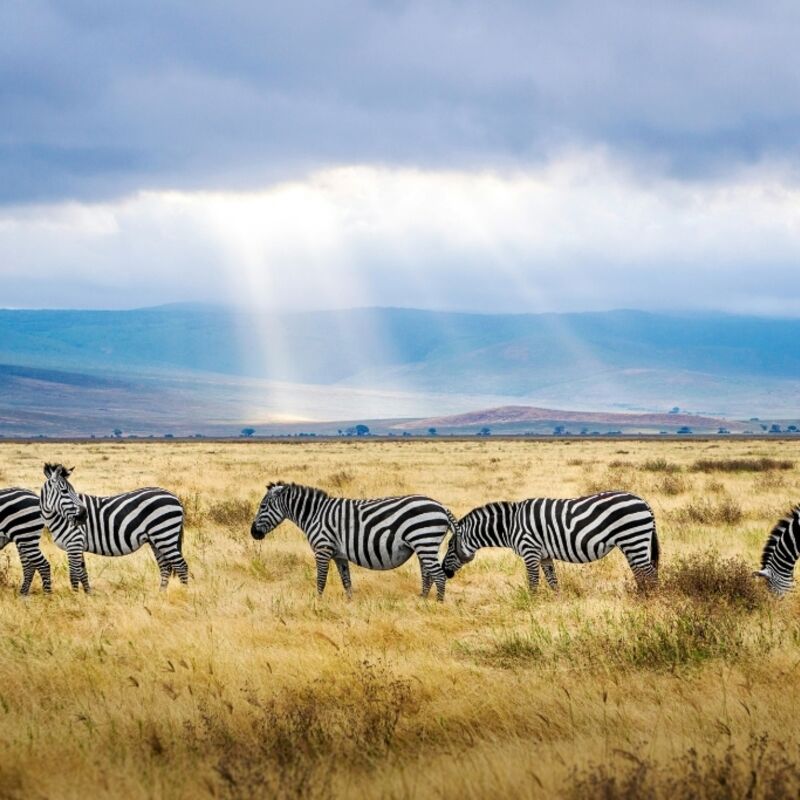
[3,1,800,313]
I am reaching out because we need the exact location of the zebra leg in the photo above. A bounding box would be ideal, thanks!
[618,542,658,592]
[171,554,190,585]
[334,558,353,599]
[419,560,433,598]
[38,552,52,593]
[149,525,189,586]
[17,547,36,596]
[67,548,91,593]
[542,558,559,592]
[79,555,91,594]
[314,551,332,596]
[521,550,542,592]
[417,555,447,601]
[16,543,51,595]
[150,544,172,590]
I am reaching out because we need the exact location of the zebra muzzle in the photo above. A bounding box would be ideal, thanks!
[251,522,266,540]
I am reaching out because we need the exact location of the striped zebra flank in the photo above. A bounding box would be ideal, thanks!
[0,487,51,595]
[40,463,188,592]
[754,505,800,596]
[250,481,458,600]
[442,491,660,593]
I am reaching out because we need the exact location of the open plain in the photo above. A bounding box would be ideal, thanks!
[1,439,799,799]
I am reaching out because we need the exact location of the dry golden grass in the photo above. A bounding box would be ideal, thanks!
[1,439,800,799]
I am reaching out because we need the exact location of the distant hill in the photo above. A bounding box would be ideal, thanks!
[399,405,734,435]
[1,305,799,435]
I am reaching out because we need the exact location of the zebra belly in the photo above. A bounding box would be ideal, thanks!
[84,526,147,557]
[541,539,613,563]
[341,535,414,570]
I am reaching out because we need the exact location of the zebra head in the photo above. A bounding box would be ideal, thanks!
[753,509,799,597]
[752,566,792,596]
[442,527,475,578]
[251,482,288,540]
[41,463,87,528]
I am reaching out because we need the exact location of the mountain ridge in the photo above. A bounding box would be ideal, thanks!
[1,304,798,434]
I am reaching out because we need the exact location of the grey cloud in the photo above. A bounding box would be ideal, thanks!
[3,0,800,203]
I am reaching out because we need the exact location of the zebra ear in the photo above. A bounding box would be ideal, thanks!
[752,569,769,580]
[44,463,54,477]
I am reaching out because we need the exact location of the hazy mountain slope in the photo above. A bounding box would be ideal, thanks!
[1,306,799,432]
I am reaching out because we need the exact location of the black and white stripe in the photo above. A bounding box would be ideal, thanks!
[754,505,800,596]
[40,463,187,592]
[0,488,51,595]
[251,481,457,600]
[442,491,660,592]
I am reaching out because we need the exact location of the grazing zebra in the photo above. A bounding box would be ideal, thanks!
[442,491,659,592]
[250,482,457,600]
[0,488,51,595]
[40,463,188,592]
[753,505,800,596]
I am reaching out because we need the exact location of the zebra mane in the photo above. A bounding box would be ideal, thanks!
[44,463,73,479]
[268,481,329,499]
[761,505,800,569]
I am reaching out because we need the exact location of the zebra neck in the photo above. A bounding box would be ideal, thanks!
[767,520,800,579]
[41,508,74,542]
[468,525,511,551]
[283,487,325,535]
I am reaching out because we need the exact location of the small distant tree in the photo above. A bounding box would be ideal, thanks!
[113,428,123,438]
[677,426,692,435]
[337,429,343,436]
[477,426,491,436]
[428,427,437,436]
[787,425,798,433]
[164,433,174,439]
[553,425,565,436]
[354,424,370,437]
[241,427,256,438]
[770,424,782,434]
[669,407,680,415]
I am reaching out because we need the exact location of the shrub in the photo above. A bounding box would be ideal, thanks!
[179,492,204,527]
[642,458,682,473]
[207,498,254,528]
[664,551,765,610]
[0,553,12,588]
[326,470,355,490]
[202,661,416,799]
[480,601,765,672]
[691,458,794,473]
[568,734,800,800]
[654,473,686,496]
[672,496,743,525]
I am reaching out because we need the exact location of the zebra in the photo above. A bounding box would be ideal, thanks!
[40,463,188,592]
[442,491,660,592]
[0,488,51,595]
[250,481,458,600]
[753,505,800,596]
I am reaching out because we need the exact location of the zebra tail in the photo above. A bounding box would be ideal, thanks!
[444,507,460,535]
[648,504,660,568]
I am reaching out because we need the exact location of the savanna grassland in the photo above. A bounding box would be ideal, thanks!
[1,439,800,799]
